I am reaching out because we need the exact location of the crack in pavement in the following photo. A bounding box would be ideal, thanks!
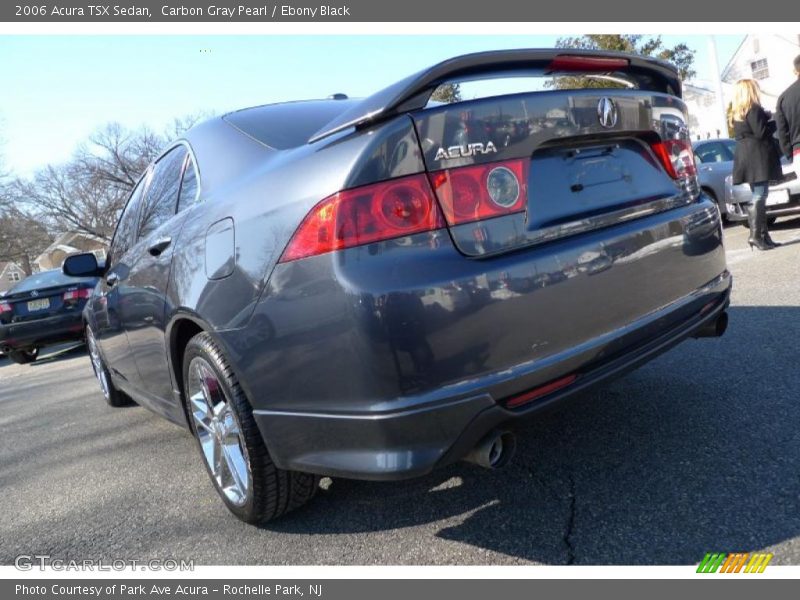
[525,464,578,565]
[564,474,577,565]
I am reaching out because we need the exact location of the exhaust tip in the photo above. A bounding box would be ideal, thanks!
[693,310,728,338]
[463,430,517,469]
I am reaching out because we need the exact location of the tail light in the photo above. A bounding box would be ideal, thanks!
[428,159,529,226]
[547,55,630,72]
[63,288,92,302]
[0,301,11,314]
[650,139,697,181]
[279,174,445,263]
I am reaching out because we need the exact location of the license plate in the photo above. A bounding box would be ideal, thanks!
[766,189,790,206]
[27,298,50,311]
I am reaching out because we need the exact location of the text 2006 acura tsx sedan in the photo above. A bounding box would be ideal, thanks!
[64,49,731,523]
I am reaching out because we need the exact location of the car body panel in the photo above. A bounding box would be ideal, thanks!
[219,197,725,417]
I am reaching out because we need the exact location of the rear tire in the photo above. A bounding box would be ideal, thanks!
[7,348,38,364]
[86,326,131,407]
[182,332,319,524]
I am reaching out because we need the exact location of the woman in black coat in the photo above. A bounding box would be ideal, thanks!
[730,79,784,250]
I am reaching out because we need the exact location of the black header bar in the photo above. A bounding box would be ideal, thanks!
[0,0,786,22]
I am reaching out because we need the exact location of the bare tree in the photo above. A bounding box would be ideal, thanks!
[0,123,51,273]
[10,113,209,241]
[0,208,53,275]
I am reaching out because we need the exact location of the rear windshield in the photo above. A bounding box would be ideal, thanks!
[224,100,358,150]
[10,269,95,293]
[427,74,632,107]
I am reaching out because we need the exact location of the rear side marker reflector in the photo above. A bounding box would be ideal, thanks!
[428,159,529,226]
[505,374,578,409]
[279,174,445,262]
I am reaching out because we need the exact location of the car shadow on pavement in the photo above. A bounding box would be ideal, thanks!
[267,305,800,565]
[27,343,87,367]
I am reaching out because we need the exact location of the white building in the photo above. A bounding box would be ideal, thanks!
[0,261,25,294]
[721,34,800,112]
[684,81,733,140]
[32,231,107,273]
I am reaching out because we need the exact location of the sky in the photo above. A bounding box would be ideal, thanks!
[0,34,744,176]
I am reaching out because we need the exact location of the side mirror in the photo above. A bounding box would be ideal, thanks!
[63,252,104,277]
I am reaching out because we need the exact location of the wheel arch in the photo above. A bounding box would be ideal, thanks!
[165,311,254,430]
[701,185,717,202]
[166,313,206,427]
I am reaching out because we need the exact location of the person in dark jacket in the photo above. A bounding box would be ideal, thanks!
[730,79,783,251]
[775,54,800,177]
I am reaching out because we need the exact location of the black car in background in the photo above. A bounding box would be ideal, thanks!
[0,269,99,364]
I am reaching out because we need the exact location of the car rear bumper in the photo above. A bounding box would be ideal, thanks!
[725,176,800,220]
[224,196,731,480]
[251,273,730,480]
[0,311,85,351]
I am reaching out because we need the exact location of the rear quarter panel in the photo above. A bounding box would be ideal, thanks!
[166,114,426,340]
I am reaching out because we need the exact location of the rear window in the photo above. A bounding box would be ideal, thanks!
[223,100,358,150]
[428,74,632,107]
[10,270,94,293]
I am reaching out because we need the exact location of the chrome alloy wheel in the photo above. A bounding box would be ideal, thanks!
[86,328,110,400]
[187,357,251,507]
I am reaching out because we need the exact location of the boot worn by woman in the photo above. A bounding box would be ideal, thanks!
[763,230,781,248]
[747,203,772,251]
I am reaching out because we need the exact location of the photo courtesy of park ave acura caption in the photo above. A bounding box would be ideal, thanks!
[1,0,800,596]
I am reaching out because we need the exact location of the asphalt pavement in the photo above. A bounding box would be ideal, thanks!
[2,218,800,565]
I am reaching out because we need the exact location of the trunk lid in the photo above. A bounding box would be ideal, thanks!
[412,89,697,257]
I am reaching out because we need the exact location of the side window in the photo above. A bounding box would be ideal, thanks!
[138,145,188,240]
[109,175,148,265]
[177,153,200,213]
[695,142,729,164]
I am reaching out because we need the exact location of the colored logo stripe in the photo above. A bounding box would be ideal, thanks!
[697,552,773,573]
[745,553,773,573]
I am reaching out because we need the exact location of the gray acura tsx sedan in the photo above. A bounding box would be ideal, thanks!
[64,49,731,524]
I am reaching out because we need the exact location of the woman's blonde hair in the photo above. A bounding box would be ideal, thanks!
[729,79,762,125]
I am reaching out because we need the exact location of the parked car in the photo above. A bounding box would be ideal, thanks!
[64,49,731,524]
[693,138,738,220]
[724,159,800,226]
[693,137,800,226]
[0,268,99,364]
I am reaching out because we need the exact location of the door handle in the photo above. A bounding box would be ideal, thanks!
[148,237,173,257]
[106,272,119,287]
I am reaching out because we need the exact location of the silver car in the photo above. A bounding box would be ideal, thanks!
[693,137,800,225]
[693,138,739,220]
[725,159,800,226]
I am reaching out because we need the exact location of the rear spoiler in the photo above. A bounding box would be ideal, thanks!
[308,48,682,144]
